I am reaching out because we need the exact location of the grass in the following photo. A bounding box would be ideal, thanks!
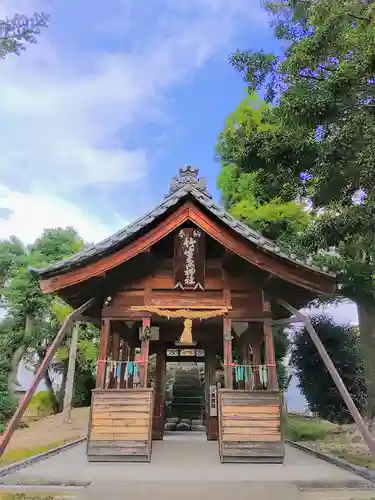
[0,438,79,466]
[285,414,375,471]
[329,447,375,470]
[285,414,334,441]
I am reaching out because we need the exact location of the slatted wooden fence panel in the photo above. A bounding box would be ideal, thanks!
[87,388,154,462]
[218,389,284,463]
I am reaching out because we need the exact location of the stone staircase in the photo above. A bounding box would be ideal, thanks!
[165,364,205,432]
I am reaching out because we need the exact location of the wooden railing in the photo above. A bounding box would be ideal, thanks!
[225,363,278,391]
[96,359,145,389]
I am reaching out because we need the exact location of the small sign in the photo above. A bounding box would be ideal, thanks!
[166,348,205,357]
[209,385,217,417]
[138,326,159,341]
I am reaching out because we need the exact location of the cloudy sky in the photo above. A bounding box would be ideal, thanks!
[1,0,358,408]
[0,0,272,245]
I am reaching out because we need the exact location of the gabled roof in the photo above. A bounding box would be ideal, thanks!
[31,166,334,283]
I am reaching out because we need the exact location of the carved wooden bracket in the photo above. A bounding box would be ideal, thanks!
[193,282,204,291]
[173,281,185,291]
[223,330,233,341]
[140,325,152,341]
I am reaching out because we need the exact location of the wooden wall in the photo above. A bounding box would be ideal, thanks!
[218,389,284,463]
[102,257,264,320]
[87,389,154,462]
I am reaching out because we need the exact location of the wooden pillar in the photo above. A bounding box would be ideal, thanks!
[241,343,249,390]
[109,330,121,389]
[140,318,151,388]
[120,339,129,389]
[153,345,166,440]
[96,319,110,389]
[252,335,262,388]
[223,317,233,389]
[128,346,135,388]
[262,293,278,390]
[120,340,129,389]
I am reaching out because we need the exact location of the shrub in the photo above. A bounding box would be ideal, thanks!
[285,415,332,441]
[292,315,366,424]
[29,390,55,417]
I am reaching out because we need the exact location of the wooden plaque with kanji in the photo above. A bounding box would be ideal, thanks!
[174,228,205,290]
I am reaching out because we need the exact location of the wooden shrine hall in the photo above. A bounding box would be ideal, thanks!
[30,166,335,463]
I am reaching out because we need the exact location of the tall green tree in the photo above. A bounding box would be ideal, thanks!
[0,228,91,416]
[216,94,309,252]
[224,0,375,429]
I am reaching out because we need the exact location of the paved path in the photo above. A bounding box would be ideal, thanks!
[1,434,375,499]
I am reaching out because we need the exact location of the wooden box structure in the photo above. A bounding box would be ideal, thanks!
[218,390,284,463]
[87,389,153,462]
[31,166,335,463]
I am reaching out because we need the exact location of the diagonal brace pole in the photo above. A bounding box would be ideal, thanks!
[277,298,375,457]
[0,298,96,457]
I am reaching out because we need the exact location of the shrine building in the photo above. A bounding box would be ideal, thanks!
[32,166,335,463]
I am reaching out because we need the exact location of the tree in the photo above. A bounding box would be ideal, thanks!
[274,326,292,391]
[0,237,25,288]
[0,228,93,416]
[216,94,309,252]
[292,315,366,423]
[0,12,49,59]
[224,0,375,429]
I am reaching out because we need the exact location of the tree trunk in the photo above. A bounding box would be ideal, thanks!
[8,314,35,395]
[59,360,69,410]
[43,368,60,414]
[357,302,375,433]
[62,323,79,422]
[8,344,26,395]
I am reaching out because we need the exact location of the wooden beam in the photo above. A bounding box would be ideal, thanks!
[110,330,121,388]
[262,292,278,390]
[223,317,233,389]
[140,318,150,388]
[39,202,335,296]
[277,298,375,458]
[96,319,110,389]
[268,317,300,326]
[0,298,95,457]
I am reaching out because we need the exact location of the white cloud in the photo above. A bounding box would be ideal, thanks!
[0,0,264,241]
[0,185,124,244]
[0,0,263,195]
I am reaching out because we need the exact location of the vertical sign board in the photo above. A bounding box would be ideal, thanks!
[174,228,205,290]
[210,385,217,417]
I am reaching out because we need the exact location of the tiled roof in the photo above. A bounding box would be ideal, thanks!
[30,166,334,279]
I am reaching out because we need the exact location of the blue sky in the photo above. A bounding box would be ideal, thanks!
[0,0,274,243]
[0,0,358,409]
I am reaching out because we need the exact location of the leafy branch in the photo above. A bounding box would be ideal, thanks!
[0,12,49,59]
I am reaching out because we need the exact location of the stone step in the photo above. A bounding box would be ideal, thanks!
[171,397,203,402]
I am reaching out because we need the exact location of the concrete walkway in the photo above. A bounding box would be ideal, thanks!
[1,434,375,499]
